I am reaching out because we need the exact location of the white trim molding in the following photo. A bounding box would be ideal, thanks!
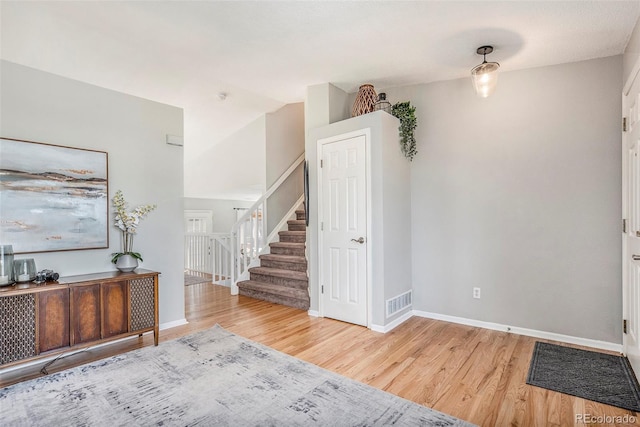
[159,318,189,331]
[307,310,320,317]
[413,310,622,353]
[371,310,413,333]
[306,307,622,353]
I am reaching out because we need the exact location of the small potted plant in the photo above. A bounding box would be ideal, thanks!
[111,190,156,272]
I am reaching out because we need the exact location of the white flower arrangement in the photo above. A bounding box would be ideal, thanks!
[111,190,156,264]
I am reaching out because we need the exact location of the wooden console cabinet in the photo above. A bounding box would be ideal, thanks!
[0,270,159,367]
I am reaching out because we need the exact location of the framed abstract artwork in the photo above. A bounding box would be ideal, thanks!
[0,137,109,254]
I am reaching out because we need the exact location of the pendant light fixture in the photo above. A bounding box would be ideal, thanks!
[471,45,500,98]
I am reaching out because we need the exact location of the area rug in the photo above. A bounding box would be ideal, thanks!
[184,273,210,286]
[0,325,474,426]
[526,341,640,411]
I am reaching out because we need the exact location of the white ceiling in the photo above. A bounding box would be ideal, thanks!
[1,1,639,165]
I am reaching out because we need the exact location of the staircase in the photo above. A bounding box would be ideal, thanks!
[237,208,309,310]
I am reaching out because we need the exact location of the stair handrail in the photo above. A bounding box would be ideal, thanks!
[230,153,304,294]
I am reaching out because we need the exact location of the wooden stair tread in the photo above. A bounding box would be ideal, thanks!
[249,266,308,280]
[238,280,308,299]
[259,254,306,264]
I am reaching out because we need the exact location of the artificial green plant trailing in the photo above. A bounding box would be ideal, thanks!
[391,101,418,161]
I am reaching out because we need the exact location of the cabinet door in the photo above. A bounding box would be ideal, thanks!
[102,281,128,338]
[38,288,70,353]
[130,277,156,332]
[71,284,101,345]
[0,294,36,365]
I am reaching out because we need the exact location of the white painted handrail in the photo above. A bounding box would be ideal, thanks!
[230,153,304,294]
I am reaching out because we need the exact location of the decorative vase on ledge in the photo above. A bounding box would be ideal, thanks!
[115,254,138,272]
[351,84,378,117]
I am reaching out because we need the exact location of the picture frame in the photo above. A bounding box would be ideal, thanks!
[0,137,109,254]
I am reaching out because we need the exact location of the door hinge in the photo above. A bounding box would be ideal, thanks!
[623,117,628,132]
[321,285,324,294]
[624,218,628,234]
[624,319,628,334]
[320,222,323,231]
[320,159,323,168]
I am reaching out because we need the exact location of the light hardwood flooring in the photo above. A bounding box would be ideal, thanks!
[2,282,639,426]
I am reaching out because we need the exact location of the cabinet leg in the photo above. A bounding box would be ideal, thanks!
[154,327,159,346]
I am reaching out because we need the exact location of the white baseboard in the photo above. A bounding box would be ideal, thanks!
[159,318,189,331]
[413,310,622,353]
[298,307,622,353]
[371,310,413,333]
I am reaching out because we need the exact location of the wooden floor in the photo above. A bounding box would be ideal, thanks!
[3,282,639,426]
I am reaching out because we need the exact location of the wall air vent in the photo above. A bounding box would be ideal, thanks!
[386,290,412,318]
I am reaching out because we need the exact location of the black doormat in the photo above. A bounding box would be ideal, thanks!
[526,341,640,412]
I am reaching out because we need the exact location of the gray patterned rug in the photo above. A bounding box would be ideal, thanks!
[527,341,640,411]
[1,325,474,426]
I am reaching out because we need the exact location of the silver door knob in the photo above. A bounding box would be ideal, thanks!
[351,237,365,244]
[634,254,640,261]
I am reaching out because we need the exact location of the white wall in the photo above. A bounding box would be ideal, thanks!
[378,113,412,323]
[383,55,623,344]
[1,60,185,325]
[265,103,304,188]
[183,198,254,233]
[184,101,305,205]
[184,116,266,200]
[305,84,331,135]
[329,84,350,124]
[265,103,305,235]
[304,83,350,139]
[184,102,304,236]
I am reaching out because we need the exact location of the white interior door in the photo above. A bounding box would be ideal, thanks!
[319,133,368,326]
[624,62,640,372]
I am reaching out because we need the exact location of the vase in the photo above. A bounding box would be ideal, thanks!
[374,92,392,114]
[0,245,15,286]
[351,84,378,117]
[116,254,138,272]
[13,258,36,283]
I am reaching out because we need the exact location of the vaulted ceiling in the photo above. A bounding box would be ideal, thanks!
[2,1,639,164]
